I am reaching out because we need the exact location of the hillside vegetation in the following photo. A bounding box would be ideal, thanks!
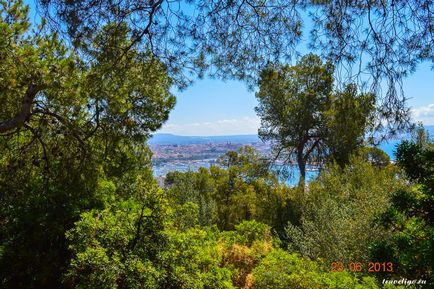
[1,1,433,288]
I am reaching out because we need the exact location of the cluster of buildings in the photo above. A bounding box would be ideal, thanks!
[150,141,270,177]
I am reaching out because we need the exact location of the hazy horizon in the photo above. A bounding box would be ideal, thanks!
[155,124,434,138]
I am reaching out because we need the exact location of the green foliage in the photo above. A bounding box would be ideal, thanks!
[67,217,289,289]
[0,0,78,127]
[231,221,272,247]
[252,250,382,289]
[0,1,174,287]
[285,156,403,264]
[1,1,431,287]
[256,54,334,186]
[370,138,433,280]
[165,168,218,228]
[411,122,431,148]
[256,54,375,186]
[217,221,274,288]
[165,146,294,232]
[86,22,176,141]
[65,187,234,289]
[358,146,391,169]
[325,84,376,167]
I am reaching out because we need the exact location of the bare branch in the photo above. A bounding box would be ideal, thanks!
[0,83,45,134]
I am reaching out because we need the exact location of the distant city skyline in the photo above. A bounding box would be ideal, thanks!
[159,62,434,136]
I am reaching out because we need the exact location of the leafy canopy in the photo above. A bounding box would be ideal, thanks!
[256,54,375,186]
[0,1,174,287]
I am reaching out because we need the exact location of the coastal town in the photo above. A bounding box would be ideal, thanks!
[150,140,271,176]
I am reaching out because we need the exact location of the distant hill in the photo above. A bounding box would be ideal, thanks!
[148,133,260,145]
[150,125,434,151]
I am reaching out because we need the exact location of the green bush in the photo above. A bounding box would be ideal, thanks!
[252,249,381,289]
[285,157,403,264]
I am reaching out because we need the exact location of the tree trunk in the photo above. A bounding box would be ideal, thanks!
[297,149,306,190]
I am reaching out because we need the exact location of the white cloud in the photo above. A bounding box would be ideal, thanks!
[159,104,434,136]
[160,116,261,136]
[411,104,434,125]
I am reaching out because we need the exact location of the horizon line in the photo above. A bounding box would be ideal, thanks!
[152,132,259,137]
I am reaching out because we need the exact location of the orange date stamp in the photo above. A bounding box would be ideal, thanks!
[331,261,394,273]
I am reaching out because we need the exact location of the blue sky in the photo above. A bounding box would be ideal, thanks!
[160,62,434,136]
[161,79,260,136]
[23,0,434,136]
[156,5,434,136]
